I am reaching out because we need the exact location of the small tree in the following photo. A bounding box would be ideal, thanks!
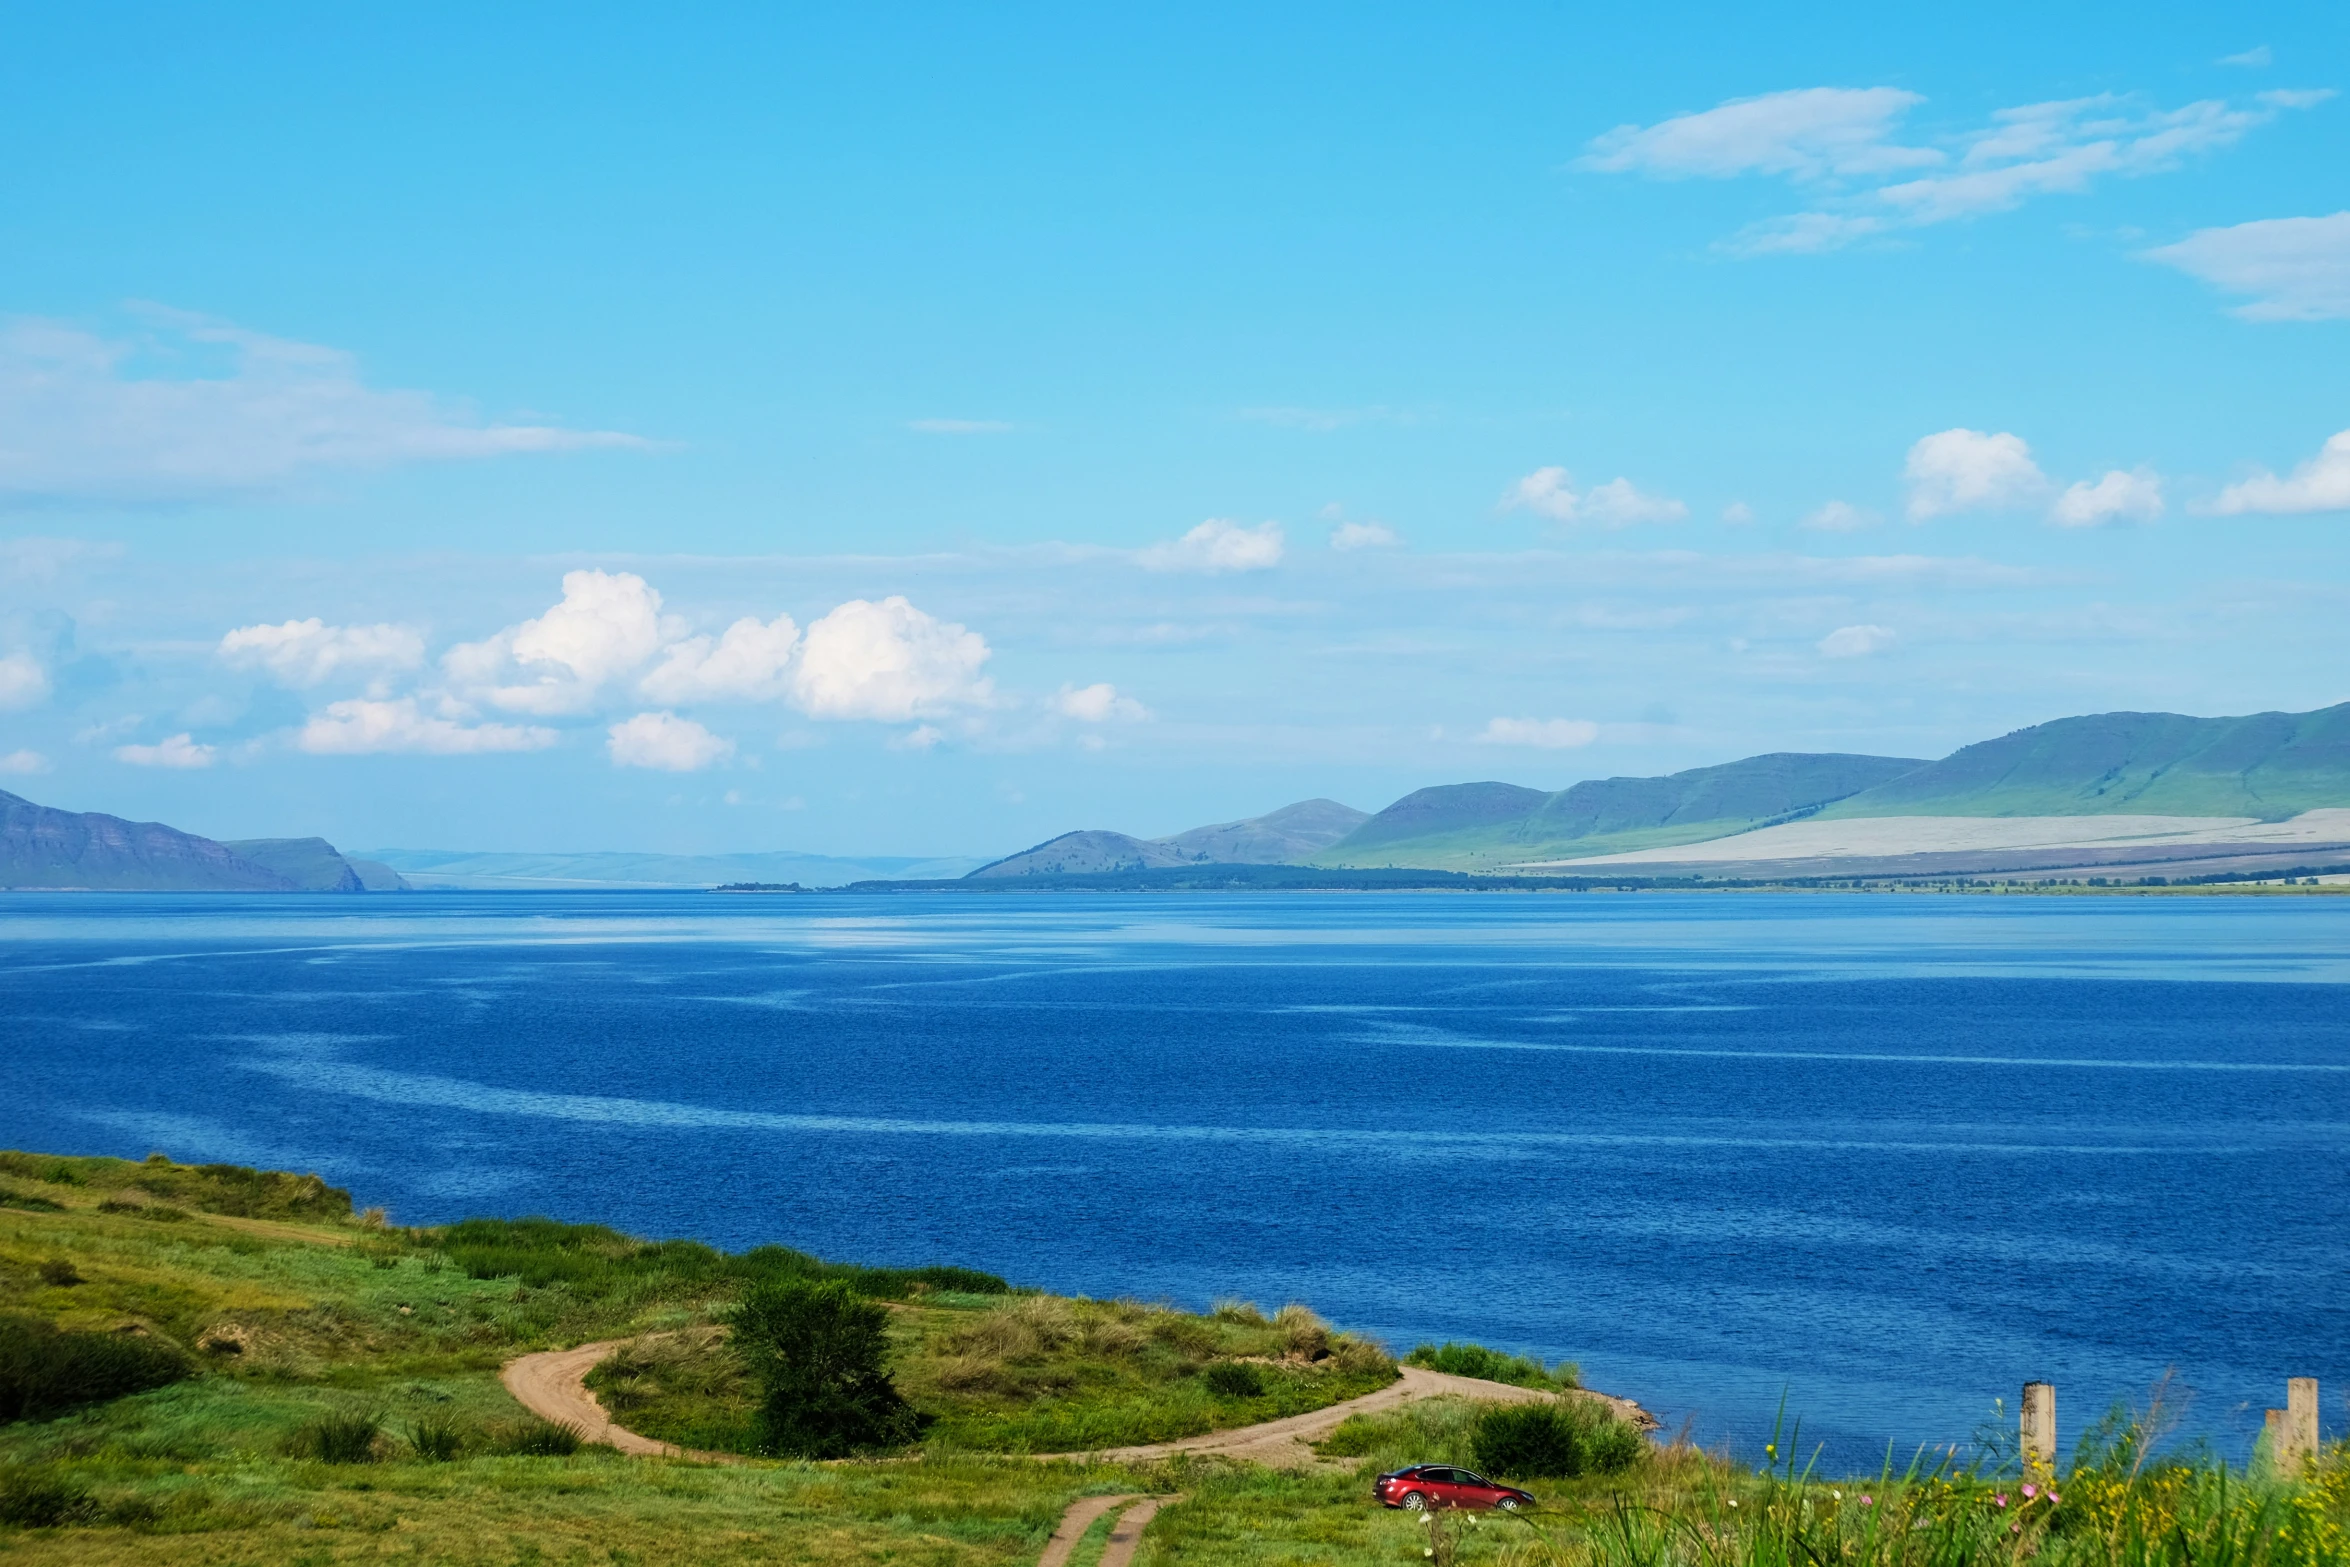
[731,1279,922,1458]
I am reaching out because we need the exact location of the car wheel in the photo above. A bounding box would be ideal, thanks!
[1401,1492,1429,1512]
[1497,1498,1523,1512]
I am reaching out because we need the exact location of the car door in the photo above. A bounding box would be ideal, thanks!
[1424,1469,1474,1507]
[1451,1470,1510,1508]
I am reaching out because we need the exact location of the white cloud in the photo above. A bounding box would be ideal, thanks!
[218,618,425,687]
[1581,87,1936,181]
[115,733,215,768]
[1238,406,1405,431]
[1590,87,2327,256]
[0,652,50,710]
[1138,519,1285,573]
[792,596,993,721]
[1053,682,1148,722]
[908,419,1013,434]
[1903,429,2049,519]
[1721,501,1756,525]
[638,614,800,704]
[445,569,668,714]
[1501,467,1685,527]
[0,749,49,775]
[2219,46,2272,68]
[1818,624,1897,658]
[1330,520,1401,550]
[2212,429,2350,515]
[0,309,644,505]
[1801,500,1880,532]
[890,725,946,751]
[2051,469,2164,527]
[2144,212,2350,321]
[606,711,734,771]
[1478,717,1600,749]
[296,698,558,755]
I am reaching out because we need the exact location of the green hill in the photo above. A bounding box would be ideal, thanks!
[219,838,370,892]
[1819,702,2350,821]
[1317,753,1927,870]
[0,792,297,891]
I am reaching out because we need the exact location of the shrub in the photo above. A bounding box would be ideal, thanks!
[1211,1299,1269,1326]
[1471,1400,1643,1480]
[405,1414,465,1461]
[1203,1361,1268,1398]
[0,1192,63,1213]
[0,1315,189,1422]
[732,1278,922,1458]
[1274,1303,1331,1359]
[289,1410,384,1463]
[484,1417,583,1456]
[1407,1341,1572,1389]
[0,1464,97,1528]
[35,1258,81,1287]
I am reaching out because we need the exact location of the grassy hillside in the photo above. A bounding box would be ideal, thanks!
[1820,703,2350,821]
[218,839,366,893]
[1317,755,1926,871]
[7,1149,2342,1566]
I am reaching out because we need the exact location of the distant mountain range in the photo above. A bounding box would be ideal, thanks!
[9,701,2347,892]
[975,701,2350,884]
[0,791,406,892]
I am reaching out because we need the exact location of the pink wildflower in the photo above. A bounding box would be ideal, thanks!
[2022,1485,2038,1499]
[1860,1496,1873,1507]
[1994,1496,2008,1508]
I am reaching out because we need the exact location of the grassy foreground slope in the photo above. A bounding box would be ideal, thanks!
[1820,703,2350,821]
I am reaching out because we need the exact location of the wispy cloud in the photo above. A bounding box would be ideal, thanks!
[1138,519,1286,573]
[1501,466,1687,527]
[1237,406,1413,432]
[0,307,648,505]
[1478,717,1599,749]
[115,732,216,768]
[2144,212,2350,321]
[1584,86,2331,255]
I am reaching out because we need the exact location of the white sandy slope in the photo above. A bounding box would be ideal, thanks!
[1511,809,2350,869]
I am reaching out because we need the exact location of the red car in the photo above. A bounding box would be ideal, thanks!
[1373,1465,1536,1512]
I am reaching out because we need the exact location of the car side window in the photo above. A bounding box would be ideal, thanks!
[1457,1471,1489,1487]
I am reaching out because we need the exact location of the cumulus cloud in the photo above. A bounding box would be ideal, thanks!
[2052,469,2165,527]
[0,652,50,710]
[0,749,50,775]
[1053,683,1148,722]
[218,618,425,687]
[296,698,558,755]
[607,711,734,771]
[1138,519,1286,573]
[445,569,668,714]
[115,733,215,768]
[1501,467,1685,527]
[792,597,993,721]
[0,309,645,505]
[1587,87,2328,256]
[1330,520,1402,550]
[638,614,800,704]
[2212,429,2350,515]
[1802,500,1879,532]
[1819,624,1897,658]
[2144,212,2350,321]
[1903,429,2049,519]
[1478,717,1600,749]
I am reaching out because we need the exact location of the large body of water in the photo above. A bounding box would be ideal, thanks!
[4,890,2344,1468]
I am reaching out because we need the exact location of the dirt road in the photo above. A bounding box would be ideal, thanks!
[500,1342,1652,1470]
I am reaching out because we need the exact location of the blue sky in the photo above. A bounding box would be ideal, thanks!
[1,1,2346,858]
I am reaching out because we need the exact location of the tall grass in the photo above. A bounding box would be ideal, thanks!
[434,1216,1009,1301]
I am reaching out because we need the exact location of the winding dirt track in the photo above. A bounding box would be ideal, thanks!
[499,1344,1653,1470]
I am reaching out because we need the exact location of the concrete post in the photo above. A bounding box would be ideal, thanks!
[2021,1382,2056,1472]
[2283,1379,2319,1476]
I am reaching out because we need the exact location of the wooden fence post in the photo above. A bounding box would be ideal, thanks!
[2021,1381,2056,1472]
[2282,1379,2318,1476]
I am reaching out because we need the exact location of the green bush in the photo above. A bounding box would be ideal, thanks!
[288,1410,383,1463]
[0,1464,97,1528]
[434,1218,1009,1301]
[1407,1341,1575,1389]
[1203,1361,1268,1398]
[0,1315,190,1423]
[405,1413,466,1461]
[732,1278,923,1458]
[0,1191,63,1213]
[484,1417,583,1457]
[35,1258,80,1287]
[1471,1400,1643,1480]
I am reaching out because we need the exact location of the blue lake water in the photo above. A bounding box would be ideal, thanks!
[3,890,2345,1469]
